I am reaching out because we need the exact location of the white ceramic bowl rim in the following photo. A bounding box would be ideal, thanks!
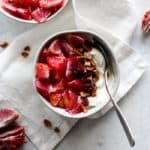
[0,0,68,24]
[33,30,120,119]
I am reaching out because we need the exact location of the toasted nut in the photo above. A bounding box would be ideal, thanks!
[43,119,52,127]
[91,85,97,97]
[86,66,96,71]
[0,42,8,49]
[84,52,93,59]
[21,51,29,58]
[77,56,86,60]
[80,92,90,97]
[90,60,96,67]
[85,61,91,67]
[92,70,99,80]
[54,127,60,133]
[92,90,97,97]
[24,46,31,52]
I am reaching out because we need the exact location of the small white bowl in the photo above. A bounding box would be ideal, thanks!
[33,30,120,118]
[0,0,68,24]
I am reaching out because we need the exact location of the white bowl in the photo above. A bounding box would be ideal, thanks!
[33,30,120,118]
[0,0,68,24]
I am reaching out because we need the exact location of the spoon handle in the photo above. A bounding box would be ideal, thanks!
[104,72,135,147]
[113,102,135,147]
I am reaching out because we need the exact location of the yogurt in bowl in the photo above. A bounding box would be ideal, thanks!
[0,0,68,23]
[33,30,119,118]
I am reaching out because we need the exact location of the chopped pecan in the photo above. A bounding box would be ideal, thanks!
[91,86,97,97]
[77,55,86,60]
[80,92,90,97]
[84,52,93,59]
[92,70,99,81]
[84,61,91,67]
[86,66,96,71]
[54,127,60,133]
[0,42,8,49]
[24,46,31,52]
[43,119,52,128]
[90,59,96,67]
[21,51,29,58]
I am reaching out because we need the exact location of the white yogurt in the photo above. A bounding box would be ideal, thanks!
[88,48,109,108]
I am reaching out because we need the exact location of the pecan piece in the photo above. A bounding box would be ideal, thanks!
[0,42,8,49]
[43,119,52,128]
[84,52,93,59]
[91,86,97,97]
[80,92,90,97]
[86,66,96,71]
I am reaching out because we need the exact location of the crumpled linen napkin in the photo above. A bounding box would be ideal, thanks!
[0,0,146,149]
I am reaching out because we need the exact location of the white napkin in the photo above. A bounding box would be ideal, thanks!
[73,0,137,42]
[0,0,146,149]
